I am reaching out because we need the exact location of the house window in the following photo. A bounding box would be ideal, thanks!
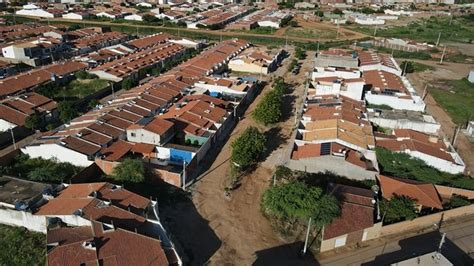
[334,236,347,248]
[131,133,136,137]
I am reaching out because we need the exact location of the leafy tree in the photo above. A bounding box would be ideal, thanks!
[24,112,42,130]
[445,194,471,208]
[121,78,134,90]
[75,71,98,80]
[288,20,298,27]
[68,24,81,31]
[143,14,158,23]
[58,101,78,123]
[275,165,293,180]
[252,79,286,125]
[400,61,414,75]
[315,10,324,17]
[295,47,306,60]
[262,181,340,226]
[332,8,343,15]
[0,225,45,266]
[380,195,417,224]
[88,99,100,109]
[111,158,145,183]
[231,127,266,169]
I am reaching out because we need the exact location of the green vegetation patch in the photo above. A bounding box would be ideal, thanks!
[252,78,286,125]
[376,147,474,190]
[0,154,83,183]
[284,27,337,40]
[352,15,474,43]
[430,78,474,124]
[0,225,45,266]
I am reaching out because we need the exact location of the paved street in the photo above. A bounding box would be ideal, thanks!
[318,217,474,265]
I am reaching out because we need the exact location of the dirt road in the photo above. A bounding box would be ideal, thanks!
[161,51,315,265]
[405,60,474,175]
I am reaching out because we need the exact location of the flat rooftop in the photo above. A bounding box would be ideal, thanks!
[0,176,50,205]
[368,109,437,124]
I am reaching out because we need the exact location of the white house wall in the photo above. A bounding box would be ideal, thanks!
[127,128,162,146]
[0,208,47,233]
[365,93,426,112]
[405,150,465,174]
[0,119,17,132]
[369,117,440,134]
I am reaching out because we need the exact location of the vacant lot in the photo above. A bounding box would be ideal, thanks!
[57,79,109,99]
[350,15,474,43]
[284,27,337,40]
[430,78,474,125]
[0,224,45,265]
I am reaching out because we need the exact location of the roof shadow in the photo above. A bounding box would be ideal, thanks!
[253,241,320,266]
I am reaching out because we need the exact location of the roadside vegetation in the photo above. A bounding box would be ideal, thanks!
[376,147,474,190]
[252,78,286,125]
[231,126,267,171]
[429,78,474,124]
[0,224,45,266]
[0,154,82,183]
[400,61,435,74]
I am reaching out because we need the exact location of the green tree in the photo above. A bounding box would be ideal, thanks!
[0,225,45,266]
[121,78,134,90]
[231,127,266,169]
[446,194,471,208]
[252,80,286,125]
[88,99,100,109]
[24,112,42,130]
[111,158,145,183]
[380,195,417,223]
[58,101,78,123]
[262,181,340,225]
[400,61,414,75]
[275,165,293,180]
[143,14,158,23]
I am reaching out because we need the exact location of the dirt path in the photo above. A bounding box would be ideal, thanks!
[186,51,315,265]
[405,60,474,175]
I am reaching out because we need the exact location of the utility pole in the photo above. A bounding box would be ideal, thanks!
[422,84,429,100]
[182,160,187,191]
[402,60,408,76]
[452,125,461,147]
[10,127,16,150]
[439,46,447,64]
[301,217,312,256]
[373,26,377,37]
[436,32,441,47]
[336,22,340,40]
[285,34,288,51]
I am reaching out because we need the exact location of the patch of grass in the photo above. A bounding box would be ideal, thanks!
[284,27,337,39]
[412,62,435,72]
[376,147,474,190]
[430,78,474,124]
[351,16,474,43]
[57,79,109,99]
[0,224,45,266]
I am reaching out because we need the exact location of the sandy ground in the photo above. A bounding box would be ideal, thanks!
[275,14,368,41]
[159,50,316,266]
[405,60,474,175]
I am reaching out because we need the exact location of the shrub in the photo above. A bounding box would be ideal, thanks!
[380,195,417,224]
[111,158,145,183]
[231,127,266,169]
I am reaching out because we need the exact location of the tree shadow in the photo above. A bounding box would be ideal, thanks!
[253,241,321,266]
[261,127,286,162]
[281,94,297,122]
[361,231,473,265]
[128,181,222,265]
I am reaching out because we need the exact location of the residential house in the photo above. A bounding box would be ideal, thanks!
[228,47,284,75]
[368,109,440,134]
[127,117,175,146]
[378,174,443,210]
[320,183,382,252]
[376,129,465,174]
[289,96,378,180]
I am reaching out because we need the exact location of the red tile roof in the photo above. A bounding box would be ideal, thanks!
[323,184,374,240]
[378,175,443,209]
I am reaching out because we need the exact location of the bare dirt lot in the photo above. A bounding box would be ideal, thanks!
[160,50,316,265]
[405,60,474,175]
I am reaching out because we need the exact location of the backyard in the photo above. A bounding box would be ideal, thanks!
[430,78,474,124]
[37,74,109,101]
[0,224,45,266]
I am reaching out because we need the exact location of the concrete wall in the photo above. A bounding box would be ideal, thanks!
[365,93,426,112]
[380,204,474,237]
[228,60,269,75]
[127,128,162,146]
[407,150,465,174]
[321,222,382,252]
[0,208,47,233]
[435,185,474,200]
[286,156,377,181]
[369,116,440,134]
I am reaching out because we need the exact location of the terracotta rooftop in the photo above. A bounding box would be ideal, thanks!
[378,175,443,209]
[323,183,374,240]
